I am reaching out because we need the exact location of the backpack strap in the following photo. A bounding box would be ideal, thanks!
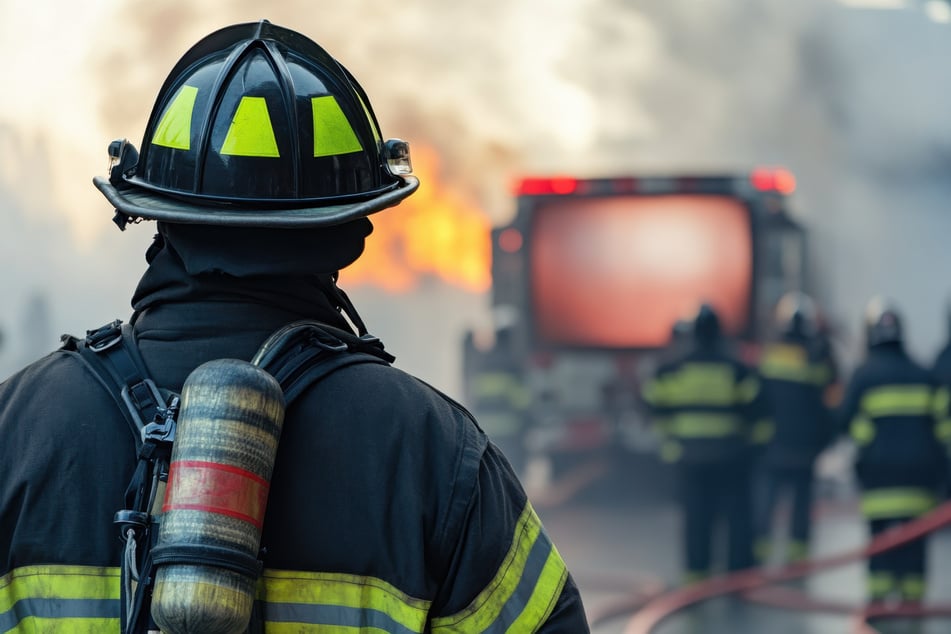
[251,320,393,402]
[63,319,172,450]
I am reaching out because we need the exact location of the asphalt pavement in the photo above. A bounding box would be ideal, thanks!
[530,454,951,634]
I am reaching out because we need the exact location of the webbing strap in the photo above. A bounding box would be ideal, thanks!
[251,320,392,402]
[70,320,169,450]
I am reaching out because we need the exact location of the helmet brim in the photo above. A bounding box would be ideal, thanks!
[93,174,419,228]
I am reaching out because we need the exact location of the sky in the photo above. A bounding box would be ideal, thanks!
[3,0,951,393]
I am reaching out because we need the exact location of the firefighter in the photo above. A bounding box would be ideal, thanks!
[838,297,947,604]
[642,303,768,583]
[753,291,840,566]
[467,321,532,477]
[0,21,588,632]
[930,304,951,464]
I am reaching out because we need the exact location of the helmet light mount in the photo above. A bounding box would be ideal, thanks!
[384,139,412,176]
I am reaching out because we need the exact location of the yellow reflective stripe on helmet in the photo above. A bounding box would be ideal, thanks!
[221,96,280,157]
[667,413,742,438]
[259,569,430,633]
[860,488,937,519]
[0,565,120,632]
[431,502,567,633]
[860,384,933,418]
[357,94,382,143]
[850,415,876,446]
[312,96,363,157]
[152,85,198,150]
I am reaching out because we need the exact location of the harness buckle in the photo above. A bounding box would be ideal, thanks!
[141,395,179,447]
[309,329,349,353]
[122,379,168,434]
[86,319,124,352]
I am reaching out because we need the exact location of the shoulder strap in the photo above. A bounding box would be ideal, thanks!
[64,318,395,439]
[251,320,393,402]
[63,319,171,449]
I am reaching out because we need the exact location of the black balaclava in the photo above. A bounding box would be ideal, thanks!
[131,218,374,333]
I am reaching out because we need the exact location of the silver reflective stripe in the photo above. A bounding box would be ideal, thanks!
[262,603,422,634]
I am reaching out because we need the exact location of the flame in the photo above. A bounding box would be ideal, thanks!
[340,145,492,293]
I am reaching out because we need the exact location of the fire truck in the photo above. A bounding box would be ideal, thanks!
[462,168,809,479]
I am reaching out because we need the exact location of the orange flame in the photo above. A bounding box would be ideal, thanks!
[339,145,492,293]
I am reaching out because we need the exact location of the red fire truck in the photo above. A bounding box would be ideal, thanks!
[462,168,808,479]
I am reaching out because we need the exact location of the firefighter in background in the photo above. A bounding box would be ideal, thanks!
[641,319,695,463]
[642,303,768,583]
[930,302,951,465]
[668,318,693,357]
[754,291,840,566]
[838,297,947,604]
[468,319,532,477]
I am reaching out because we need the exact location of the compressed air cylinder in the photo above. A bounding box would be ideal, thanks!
[151,358,285,634]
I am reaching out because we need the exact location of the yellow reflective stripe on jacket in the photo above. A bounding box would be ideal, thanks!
[867,571,895,599]
[641,379,662,406]
[934,387,951,443]
[860,488,937,519]
[472,372,531,410]
[850,415,876,446]
[760,361,832,385]
[667,413,742,438]
[259,570,430,633]
[478,412,524,436]
[649,363,741,407]
[900,575,926,601]
[659,440,683,463]
[735,375,760,404]
[860,384,933,418]
[932,386,949,417]
[759,342,833,385]
[0,565,120,632]
[431,502,567,633]
[937,419,951,443]
[750,419,775,445]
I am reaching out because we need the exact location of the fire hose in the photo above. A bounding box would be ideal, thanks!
[618,499,951,634]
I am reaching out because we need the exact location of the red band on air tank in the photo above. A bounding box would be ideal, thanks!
[164,460,271,529]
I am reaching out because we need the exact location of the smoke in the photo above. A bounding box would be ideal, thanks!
[0,124,156,379]
[4,0,951,389]
[559,0,951,366]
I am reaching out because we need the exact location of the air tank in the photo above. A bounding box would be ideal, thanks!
[150,358,285,634]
